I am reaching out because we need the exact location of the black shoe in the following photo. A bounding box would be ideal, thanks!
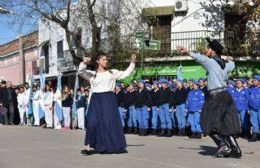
[172,128,176,135]
[133,127,138,134]
[189,133,196,139]
[118,149,128,154]
[126,128,132,134]
[177,130,182,136]
[258,134,260,141]
[249,133,258,142]
[166,129,172,137]
[81,149,98,155]
[151,129,157,135]
[143,129,148,136]
[158,129,166,136]
[196,133,202,139]
[225,136,242,158]
[181,129,185,136]
[139,129,147,136]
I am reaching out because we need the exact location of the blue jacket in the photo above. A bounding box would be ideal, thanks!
[185,89,205,112]
[248,86,260,110]
[233,88,249,111]
[227,86,236,100]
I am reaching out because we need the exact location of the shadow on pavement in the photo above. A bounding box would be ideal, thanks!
[127,144,145,147]
[198,145,216,156]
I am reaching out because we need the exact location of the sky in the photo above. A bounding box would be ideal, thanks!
[0,12,38,45]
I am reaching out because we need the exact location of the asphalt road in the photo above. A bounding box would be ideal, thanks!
[0,126,259,168]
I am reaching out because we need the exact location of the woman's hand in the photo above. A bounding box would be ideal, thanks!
[130,53,136,63]
[83,56,91,65]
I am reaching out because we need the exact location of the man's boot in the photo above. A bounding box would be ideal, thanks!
[226,136,242,158]
[210,134,231,158]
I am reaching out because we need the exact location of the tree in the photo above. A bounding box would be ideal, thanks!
[200,0,260,56]
[0,0,149,67]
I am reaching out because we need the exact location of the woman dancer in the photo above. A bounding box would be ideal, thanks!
[79,52,136,155]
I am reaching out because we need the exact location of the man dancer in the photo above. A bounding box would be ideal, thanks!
[177,38,241,158]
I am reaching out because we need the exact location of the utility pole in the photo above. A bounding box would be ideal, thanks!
[18,35,25,84]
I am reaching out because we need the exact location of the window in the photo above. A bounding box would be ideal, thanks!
[32,60,39,75]
[57,40,64,58]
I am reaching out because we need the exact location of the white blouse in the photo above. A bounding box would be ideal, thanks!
[78,62,135,93]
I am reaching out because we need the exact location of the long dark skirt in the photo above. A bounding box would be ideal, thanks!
[200,90,241,136]
[84,92,127,153]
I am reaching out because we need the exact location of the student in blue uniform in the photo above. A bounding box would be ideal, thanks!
[227,80,236,100]
[186,80,204,138]
[136,80,151,136]
[186,79,194,93]
[150,81,160,135]
[233,79,249,138]
[248,75,260,142]
[115,84,126,128]
[157,79,172,137]
[125,84,138,134]
[173,80,188,136]
[199,78,209,99]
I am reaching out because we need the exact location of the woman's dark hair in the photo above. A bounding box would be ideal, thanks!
[93,51,107,70]
[77,88,82,92]
[44,84,51,92]
[93,52,112,78]
[62,86,70,95]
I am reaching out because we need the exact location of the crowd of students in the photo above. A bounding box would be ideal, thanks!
[115,75,260,141]
[0,80,90,131]
[0,75,259,141]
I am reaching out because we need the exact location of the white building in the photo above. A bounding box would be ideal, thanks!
[38,0,259,82]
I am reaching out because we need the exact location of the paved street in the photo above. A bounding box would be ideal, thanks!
[0,126,260,168]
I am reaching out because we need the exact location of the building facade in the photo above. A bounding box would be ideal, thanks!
[37,0,259,83]
[0,31,39,85]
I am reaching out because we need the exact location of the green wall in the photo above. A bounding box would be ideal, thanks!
[120,60,260,84]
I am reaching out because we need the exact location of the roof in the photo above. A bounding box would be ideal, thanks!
[0,31,38,57]
[142,6,175,18]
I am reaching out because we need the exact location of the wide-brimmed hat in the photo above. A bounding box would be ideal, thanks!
[206,38,224,54]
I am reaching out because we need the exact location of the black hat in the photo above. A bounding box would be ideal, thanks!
[206,38,224,55]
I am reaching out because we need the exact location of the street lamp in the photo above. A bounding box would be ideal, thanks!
[0,6,9,14]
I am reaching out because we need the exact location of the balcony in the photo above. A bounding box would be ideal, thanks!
[57,50,76,72]
[118,30,259,59]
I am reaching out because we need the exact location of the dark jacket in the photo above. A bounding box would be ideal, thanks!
[201,86,209,99]
[0,87,8,107]
[7,88,16,103]
[76,95,86,108]
[125,91,137,108]
[116,90,125,107]
[136,88,151,108]
[62,94,73,107]
[173,87,188,106]
[150,88,160,106]
[158,87,172,105]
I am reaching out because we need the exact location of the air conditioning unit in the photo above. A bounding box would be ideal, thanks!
[175,0,188,12]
